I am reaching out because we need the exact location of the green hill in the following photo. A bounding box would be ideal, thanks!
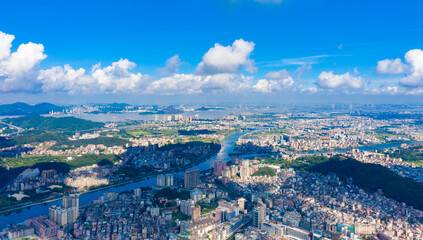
[3,115,104,132]
[0,137,16,148]
[0,102,63,116]
[309,156,423,210]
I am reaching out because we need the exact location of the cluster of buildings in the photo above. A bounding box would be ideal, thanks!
[224,164,423,239]
[49,194,80,226]
[4,195,79,240]
[6,168,63,193]
[61,189,173,239]
[23,143,126,157]
[65,164,111,189]
[127,142,218,171]
[338,148,423,185]
[157,173,174,188]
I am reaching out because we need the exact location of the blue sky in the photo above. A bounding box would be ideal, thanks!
[0,0,423,104]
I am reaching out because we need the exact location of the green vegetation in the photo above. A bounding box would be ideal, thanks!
[386,147,423,163]
[3,115,104,132]
[66,154,120,169]
[252,166,276,176]
[98,159,114,166]
[114,166,141,178]
[2,155,63,168]
[0,162,70,189]
[0,189,52,209]
[172,211,190,220]
[127,129,176,137]
[1,154,119,170]
[178,129,215,135]
[309,156,423,210]
[13,131,68,144]
[259,155,329,171]
[57,136,129,148]
[0,136,16,148]
[196,199,219,214]
[154,188,190,200]
[10,129,129,147]
[0,102,63,116]
[101,129,133,139]
[187,136,216,143]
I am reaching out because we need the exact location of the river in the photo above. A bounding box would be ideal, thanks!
[2,134,420,228]
[0,131,244,229]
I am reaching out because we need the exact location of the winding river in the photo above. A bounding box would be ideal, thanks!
[0,132,244,229]
[1,133,421,229]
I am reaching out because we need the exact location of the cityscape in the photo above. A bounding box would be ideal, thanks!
[1,0,423,240]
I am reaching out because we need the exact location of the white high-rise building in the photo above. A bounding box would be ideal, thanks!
[157,174,166,187]
[165,173,173,186]
[63,194,79,209]
[253,205,266,228]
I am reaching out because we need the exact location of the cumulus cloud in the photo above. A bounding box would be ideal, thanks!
[376,58,407,74]
[316,71,363,90]
[0,31,47,92]
[147,73,252,95]
[254,69,294,93]
[195,39,256,75]
[38,59,151,94]
[158,55,182,75]
[0,32,14,60]
[400,49,423,87]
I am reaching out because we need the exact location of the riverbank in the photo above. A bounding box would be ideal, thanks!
[0,145,222,216]
[0,131,246,229]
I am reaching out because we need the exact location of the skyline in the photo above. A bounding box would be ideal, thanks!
[1,0,423,104]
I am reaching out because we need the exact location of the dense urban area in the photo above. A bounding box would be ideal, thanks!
[0,103,423,240]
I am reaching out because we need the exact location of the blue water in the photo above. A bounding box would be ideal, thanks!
[0,132,244,229]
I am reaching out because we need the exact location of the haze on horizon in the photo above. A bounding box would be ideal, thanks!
[1,0,423,105]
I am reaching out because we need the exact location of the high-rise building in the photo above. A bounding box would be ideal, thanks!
[49,194,80,226]
[66,207,79,223]
[184,169,200,188]
[191,206,201,219]
[165,173,173,186]
[253,205,266,228]
[238,198,246,212]
[157,174,166,187]
[157,173,173,187]
[230,165,238,176]
[213,161,226,175]
[49,205,78,226]
[49,205,60,223]
[63,194,79,209]
[134,188,142,197]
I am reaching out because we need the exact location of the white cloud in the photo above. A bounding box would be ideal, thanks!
[253,78,292,93]
[0,31,47,92]
[147,73,252,95]
[400,49,423,87]
[254,69,294,93]
[264,69,290,80]
[316,71,363,90]
[195,39,256,75]
[158,55,182,75]
[376,58,407,74]
[0,31,14,60]
[38,59,150,94]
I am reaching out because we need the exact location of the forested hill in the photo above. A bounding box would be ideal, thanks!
[0,102,63,116]
[309,156,423,210]
[3,115,104,132]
